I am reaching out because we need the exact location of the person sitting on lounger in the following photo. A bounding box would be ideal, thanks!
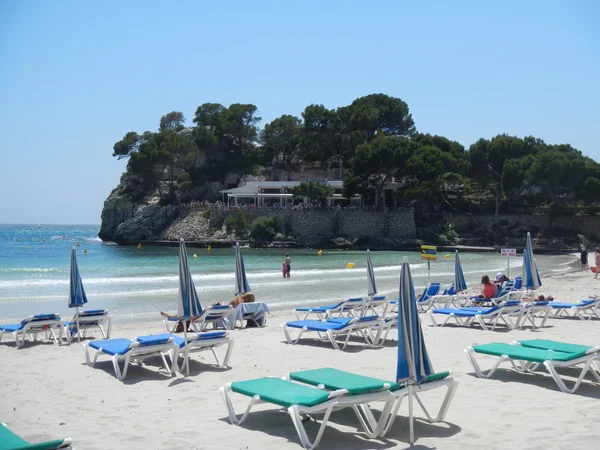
[471,275,498,305]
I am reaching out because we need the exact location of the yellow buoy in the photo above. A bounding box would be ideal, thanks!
[192,253,198,259]
[444,254,451,260]
[137,244,142,249]
[207,246,211,251]
[317,250,323,256]
[84,249,88,254]
[25,246,30,249]
[346,262,355,269]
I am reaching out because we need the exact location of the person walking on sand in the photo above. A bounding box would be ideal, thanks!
[285,253,291,278]
[581,248,588,271]
[595,248,600,279]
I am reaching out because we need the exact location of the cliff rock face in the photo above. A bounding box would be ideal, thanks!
[98,189,179,244]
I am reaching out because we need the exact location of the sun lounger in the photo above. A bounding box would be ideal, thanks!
[372,315,397,345]
[363,295,389,316]
[0,314,63,348]
[220,376,397,450]
[415,283,443,312]
[163,304,234,332]
[84,335,179,381]
[282,316,382,350]
[64,309,111,343]
[550,299,600,320]
[286,368,458,439]
[514,301,552,329]
[429,301,523,331]
[293,297,365,320]
[465,341,600,393]
[0,422,73,450]
[156,331,234,374]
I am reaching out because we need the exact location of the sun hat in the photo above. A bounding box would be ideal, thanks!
[495,272,503,281]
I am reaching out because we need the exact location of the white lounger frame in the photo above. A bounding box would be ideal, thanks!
[84,338,179,381]
[220,380,397,450]
[464,345,600,394]
[0,316,64,348]
[66,311,112,343]
[174,333,235,374]
[282,317,382,351]
[294,298,366,321]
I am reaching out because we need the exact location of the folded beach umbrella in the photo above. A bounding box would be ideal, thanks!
[454,250,467,293]
[396,257,434,444]
[177,239,203,375]
[366,249,377,297]
[68,247,88,310]
[234,242,251,296]
[523,232,542,290]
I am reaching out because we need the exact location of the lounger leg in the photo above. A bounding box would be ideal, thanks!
[544,359,600,394]
[220,385,264,425]
[326,329,342,351]
[413,379,459,423]
[282,324,308,345]
[221,339,234,367]
[464,347,510,378]
[351,396,395,438]
[289,403,335,450]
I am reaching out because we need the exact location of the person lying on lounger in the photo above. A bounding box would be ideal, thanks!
[522,294,554,302]
[160,293,257,331]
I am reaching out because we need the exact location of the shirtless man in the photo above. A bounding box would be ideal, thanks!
[285,253,291,278]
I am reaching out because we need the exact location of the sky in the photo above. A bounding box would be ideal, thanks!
[0,0,598,225]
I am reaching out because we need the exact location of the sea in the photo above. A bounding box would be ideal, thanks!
[0,224,579,324]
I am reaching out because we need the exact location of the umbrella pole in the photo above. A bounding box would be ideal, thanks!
[184,326,189,376]
[408,384,414,444]
[76,306,80,343]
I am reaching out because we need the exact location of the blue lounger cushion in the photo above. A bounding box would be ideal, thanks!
[551,300,596,308]
[89,338,134,355]
[285,320,352,331]
[136,335,173,346]
[0,314,61,332]
[80,309,108,316]
[295,301,345,313]
[432,307,501,317]
[326,315,379,325]
[146,332,227,348]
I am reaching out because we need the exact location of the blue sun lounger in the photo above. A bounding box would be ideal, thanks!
[294,297,365,320]
[550,299,599,320]
[64,309,112,343]
[429,301,523,331]
[147,331,234,374]
[0,314,63,348]
[84,335,179,381]
[282,315,382,350]
[163,304,234,332]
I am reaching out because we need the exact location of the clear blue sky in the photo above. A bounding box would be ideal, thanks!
[1,0,598,225]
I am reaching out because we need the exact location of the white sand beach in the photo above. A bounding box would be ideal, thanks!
[1,269,599,450]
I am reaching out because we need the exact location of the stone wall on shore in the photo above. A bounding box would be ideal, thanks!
[209,208,416,244]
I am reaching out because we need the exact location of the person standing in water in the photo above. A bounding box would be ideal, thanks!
[285,253,291,278]
[580,248,588,271]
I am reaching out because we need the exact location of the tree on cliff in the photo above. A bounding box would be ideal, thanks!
[343,134,410,208]
[292,181,333,205]
[260,114,303,180]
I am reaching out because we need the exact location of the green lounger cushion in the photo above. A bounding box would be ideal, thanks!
[231,378,331,408]
[289,368,401,394]
[422,371,451,384]
[0,423,66,450]
[518,339,594,354]
[472,343,588,363]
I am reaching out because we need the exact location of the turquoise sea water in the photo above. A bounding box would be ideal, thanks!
[0,224,578,323]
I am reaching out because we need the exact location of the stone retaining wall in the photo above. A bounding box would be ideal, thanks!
[209,208,416,243]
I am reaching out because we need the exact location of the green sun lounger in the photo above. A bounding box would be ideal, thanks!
[0,422,73,450]
[220,376,397,449]
[465,342,600,394]
[286,368,458,438]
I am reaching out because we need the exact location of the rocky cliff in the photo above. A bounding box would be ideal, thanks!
[98,189,179,244]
